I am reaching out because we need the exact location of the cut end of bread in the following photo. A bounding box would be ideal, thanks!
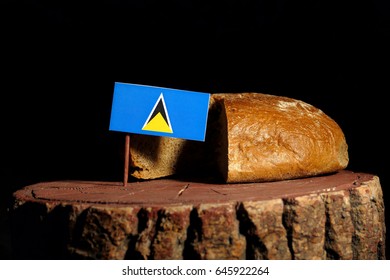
[129,135,186,179]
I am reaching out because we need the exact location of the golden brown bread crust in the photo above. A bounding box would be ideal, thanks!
[213,93,349,182]
[129,92,349,183]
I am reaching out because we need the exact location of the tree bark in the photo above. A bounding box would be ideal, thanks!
[10,170,386,260]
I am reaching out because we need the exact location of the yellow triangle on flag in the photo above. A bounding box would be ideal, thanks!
[142,112,173,133]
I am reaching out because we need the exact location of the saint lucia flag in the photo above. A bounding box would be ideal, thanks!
[109,82,210,141]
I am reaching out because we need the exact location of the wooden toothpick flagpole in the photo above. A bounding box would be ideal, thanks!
[123,134,130,186]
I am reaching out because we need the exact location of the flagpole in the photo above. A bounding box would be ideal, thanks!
[124,133,130,186]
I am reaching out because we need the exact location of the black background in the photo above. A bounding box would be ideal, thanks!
[1,0,389,259]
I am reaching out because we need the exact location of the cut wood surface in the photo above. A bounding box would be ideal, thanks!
[10,170,386,259]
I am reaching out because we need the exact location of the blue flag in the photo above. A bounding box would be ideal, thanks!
[109,82,210,141]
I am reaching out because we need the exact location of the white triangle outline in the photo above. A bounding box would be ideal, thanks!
[142,92,173,132]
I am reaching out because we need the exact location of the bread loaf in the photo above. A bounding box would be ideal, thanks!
[129,93,349,183]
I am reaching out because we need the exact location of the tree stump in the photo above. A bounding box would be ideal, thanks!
[10,170,386,260]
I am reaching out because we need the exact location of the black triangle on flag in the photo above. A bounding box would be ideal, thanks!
[142,93,173,133]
